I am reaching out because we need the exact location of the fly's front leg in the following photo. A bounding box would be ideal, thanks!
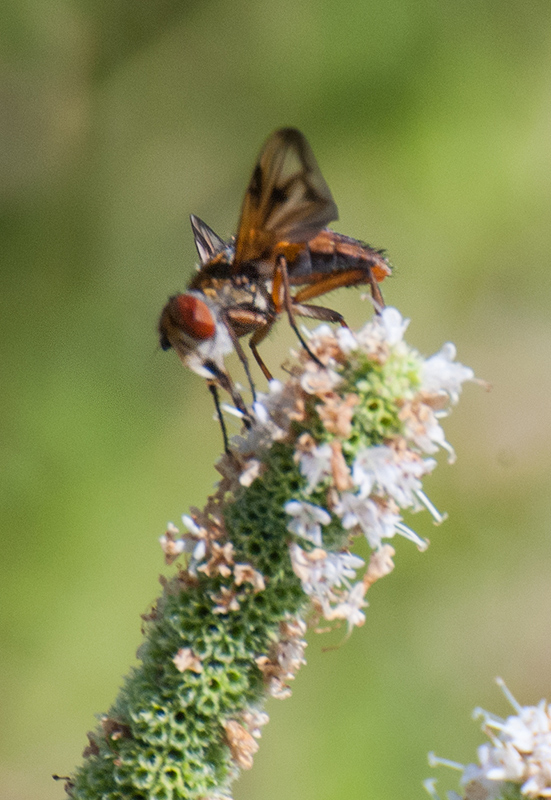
[276,255,325,368]
[207,381,230,454]
[203,359,251,430]
[220,311,257,402]
[225,305,277,385]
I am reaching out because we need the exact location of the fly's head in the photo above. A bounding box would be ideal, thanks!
[159,291,234,379]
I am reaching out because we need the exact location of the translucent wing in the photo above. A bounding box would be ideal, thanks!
[190,214,226,265]
[233,128,338,269]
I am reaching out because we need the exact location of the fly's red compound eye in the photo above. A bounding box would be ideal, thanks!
[173,294,216,341]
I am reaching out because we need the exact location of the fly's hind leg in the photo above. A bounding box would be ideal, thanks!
[291,303,347,326]
[288,303,349,366]
[292,266,386,314]
[367,272,385,312]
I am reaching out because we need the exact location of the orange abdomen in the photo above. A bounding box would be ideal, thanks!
[283,229,391,286]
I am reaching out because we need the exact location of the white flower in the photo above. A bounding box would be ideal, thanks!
[159,522,186,563]
[239,459,262,487]
[297,442,333,494]
[320,580,367,631]
[335,325,359,353]
[322,551,365,585]
[285,500,331,546]
[421,342,474,403]
[351,445,436,509]
[172,310,474,652]
[349,306,410,356]
[476,742,526,782]
[379,306,410,346]
[400,401,456,463]
[252,380,285,425]
[288,544,366,631]
[289,544,364,594]
[333,493,400,549]
[460,762,506,800]
[289,543,327,586]
[364,545,396,588]
[433,680,551,799]
[274,638,307,677]
[181,514,201,535]
[306,324,333,341]
[235,380,302,455]
[180,515,208,571]
[300,364,342,395]
[251,398,271,425]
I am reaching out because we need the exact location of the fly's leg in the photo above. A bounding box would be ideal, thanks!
[367,271,385,312]
[276,255,325,368]
[221,311,257,402]
[248,321,276,381]
[207,381,230,454]
[203,358,252,440]
[291,267,386,313]
[290,303,347,325]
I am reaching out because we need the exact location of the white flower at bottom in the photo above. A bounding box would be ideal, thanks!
[476,742,526,783]
[289,544,363,591]
[297,442,333,494]
[159,523,186,564]
[320,580,367,631]
[179,515,208,573]
[333,493,400,549]
[431,679,551,799]
[285,500,331,546]
[460,762,507,800]
[289,544,366,631]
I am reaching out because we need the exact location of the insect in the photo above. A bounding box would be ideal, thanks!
[159,128,392,447]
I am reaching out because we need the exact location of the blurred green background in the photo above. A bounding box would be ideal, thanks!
[2,1,551,798]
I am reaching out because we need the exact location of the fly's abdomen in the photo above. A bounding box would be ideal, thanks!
[287,229,391,285]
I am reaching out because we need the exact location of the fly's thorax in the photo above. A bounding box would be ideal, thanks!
[192,273,274,317]
[188,252,233,288]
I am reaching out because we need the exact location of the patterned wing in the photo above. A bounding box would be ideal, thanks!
[233,128,338,270]
[190,214,227,265]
